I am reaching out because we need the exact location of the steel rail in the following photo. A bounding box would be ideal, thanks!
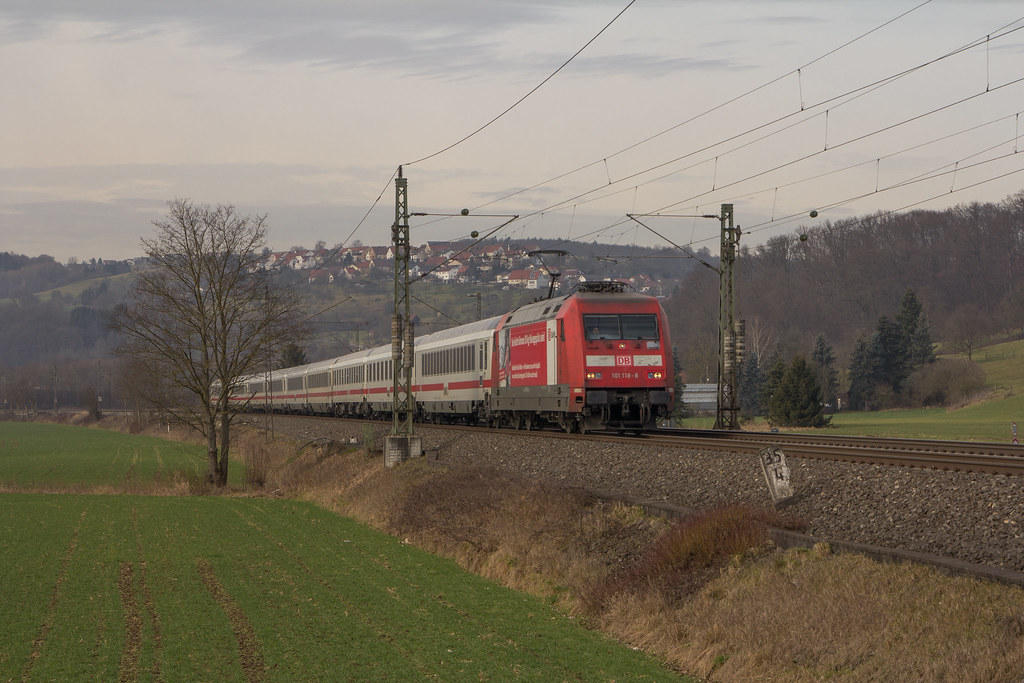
[642,428,1024,476]
[241,414,1024,476]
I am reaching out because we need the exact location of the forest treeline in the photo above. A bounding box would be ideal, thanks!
[663,190,1024,413]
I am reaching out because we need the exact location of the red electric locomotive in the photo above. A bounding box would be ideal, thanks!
[489,281,673,433]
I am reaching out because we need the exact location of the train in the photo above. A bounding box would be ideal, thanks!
[229,281,674,433]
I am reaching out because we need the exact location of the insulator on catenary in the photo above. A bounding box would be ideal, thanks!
[735,320,746,364]
[403,325,414,370]
[391,315,401,360]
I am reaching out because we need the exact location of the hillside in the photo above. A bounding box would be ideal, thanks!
[664,191,1024,383]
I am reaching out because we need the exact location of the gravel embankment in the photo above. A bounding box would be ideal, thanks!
[266,416,1024,572]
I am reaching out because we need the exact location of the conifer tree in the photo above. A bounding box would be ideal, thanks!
[870,316,906,393]
[847,336,874,410]
[896,288,935,369]
[758,355,786,416]
[810,334,839,410]
[738,350,763,418]
[671,345,687,424]
[280,343,307,369]
[768,356,829,428]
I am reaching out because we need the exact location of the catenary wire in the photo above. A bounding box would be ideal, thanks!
[402,0,637,167]
[420,18,1024,255]
[463,0,945,214]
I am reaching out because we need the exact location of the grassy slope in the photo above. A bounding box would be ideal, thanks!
[711,338,1024,442]
[819,340,1024,442]
[34,271,136,300]
[0,424,688,682]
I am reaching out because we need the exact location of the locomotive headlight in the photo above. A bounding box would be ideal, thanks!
[648,371,663,379]
[586,371,602,379]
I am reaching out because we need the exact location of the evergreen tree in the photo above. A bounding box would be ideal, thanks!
[847,336,874,410]
[670,345,686,424]
[768,356,829,428]
[896,288,935,369]
[908,318,936,367]
[758,355,786,416]
[847,290,937,412]
[810,334,839,410]
[870,316,906,393]
[280,343,308,369]
[738,350,763,418]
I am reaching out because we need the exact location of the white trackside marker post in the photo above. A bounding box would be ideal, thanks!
[759,445,794,505]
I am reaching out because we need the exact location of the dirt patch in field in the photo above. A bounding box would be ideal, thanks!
[22,507,86,681]
[117,562,142,682]
[195,558,265,683]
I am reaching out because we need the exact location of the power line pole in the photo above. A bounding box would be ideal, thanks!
[385,166,421,465]
[468,291,482,321]
[714,203,743,430]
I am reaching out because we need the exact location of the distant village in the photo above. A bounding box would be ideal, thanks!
[256,240,664,295]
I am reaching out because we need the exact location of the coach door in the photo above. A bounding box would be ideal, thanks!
[546,319,558,385]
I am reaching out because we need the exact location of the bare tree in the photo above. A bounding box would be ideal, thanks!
[743,316,777,366]
[944,303,989,362]
[113,199,306,486]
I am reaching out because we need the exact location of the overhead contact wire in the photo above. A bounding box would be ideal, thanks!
[403,0,637,167]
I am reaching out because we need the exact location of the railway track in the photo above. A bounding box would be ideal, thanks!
[645,428,1024,476]
[419,420,1024,476]
[256,413,1024,476]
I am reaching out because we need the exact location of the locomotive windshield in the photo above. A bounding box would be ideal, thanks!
[583,313,659,340]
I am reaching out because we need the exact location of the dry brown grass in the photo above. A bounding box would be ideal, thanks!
[672,544,1024,681]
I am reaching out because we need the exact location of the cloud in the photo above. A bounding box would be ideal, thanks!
[0,162,404,260]
[571,52,748,78]
[0,1,687,82]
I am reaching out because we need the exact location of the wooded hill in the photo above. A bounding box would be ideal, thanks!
[663,190,1024,390]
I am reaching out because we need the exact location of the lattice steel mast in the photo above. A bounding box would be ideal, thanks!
[391,166,414,436]
[714,203,743,430]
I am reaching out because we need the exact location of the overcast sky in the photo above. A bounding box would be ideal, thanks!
[2,0,1023,262]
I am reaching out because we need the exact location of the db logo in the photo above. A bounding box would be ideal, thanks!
[616,355,632,366]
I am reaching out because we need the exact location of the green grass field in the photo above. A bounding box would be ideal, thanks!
[31,271,137,304]
[0,422,240,489]
[807,340,1024,442]
[683,338,1024,442]
[0,424,687,681]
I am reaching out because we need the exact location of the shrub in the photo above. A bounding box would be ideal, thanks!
[904,357,986,407]
[584,505,784,612]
